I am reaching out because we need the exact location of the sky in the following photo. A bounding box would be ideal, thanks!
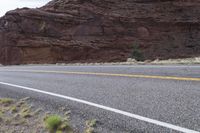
[0,0,51,16]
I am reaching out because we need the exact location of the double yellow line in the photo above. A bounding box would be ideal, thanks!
[3,69,200,81]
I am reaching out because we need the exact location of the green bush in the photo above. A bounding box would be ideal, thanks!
[45,115,62,132]
[131,43,145,61]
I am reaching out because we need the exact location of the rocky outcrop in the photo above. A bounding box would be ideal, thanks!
[0,0,200,65]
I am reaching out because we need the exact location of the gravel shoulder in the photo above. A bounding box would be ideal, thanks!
[0,97,97,133]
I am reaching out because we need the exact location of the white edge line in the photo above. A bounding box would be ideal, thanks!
[0,81,199,133]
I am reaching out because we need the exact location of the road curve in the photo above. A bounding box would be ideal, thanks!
[0,65,200,132]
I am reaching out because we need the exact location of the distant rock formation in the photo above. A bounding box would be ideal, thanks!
[0,0,200,65]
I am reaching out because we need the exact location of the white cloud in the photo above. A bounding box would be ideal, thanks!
[0,0,51,16]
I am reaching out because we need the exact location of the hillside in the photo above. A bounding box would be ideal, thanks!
[0,0,200,65]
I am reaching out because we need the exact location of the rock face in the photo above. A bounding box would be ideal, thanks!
[0,0,200,65]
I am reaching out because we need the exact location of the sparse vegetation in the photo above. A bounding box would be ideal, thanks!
[0,98,13,105]
[84,119,97,133]
[45,115,63,132]
[0,97,97,133]
[131,43,145,61]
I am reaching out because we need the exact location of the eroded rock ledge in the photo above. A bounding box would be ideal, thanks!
[0,0,200,65]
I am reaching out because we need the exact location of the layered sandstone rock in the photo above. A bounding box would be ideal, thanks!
[0,0,200,65]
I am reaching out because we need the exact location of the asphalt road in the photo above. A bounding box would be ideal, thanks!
[0,65,200,132]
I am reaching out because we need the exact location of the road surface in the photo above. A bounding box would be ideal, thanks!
[0,65,200,132]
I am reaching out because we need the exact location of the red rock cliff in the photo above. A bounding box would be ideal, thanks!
[0,0,200,65]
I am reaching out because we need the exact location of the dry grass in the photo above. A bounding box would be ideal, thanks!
[84,119,97,133]
[0,97,97,133]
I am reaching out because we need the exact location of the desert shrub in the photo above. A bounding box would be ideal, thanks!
[45,115,62,132]
[131,43,145,61]
[44,114,73,133]
[84,119,97,133]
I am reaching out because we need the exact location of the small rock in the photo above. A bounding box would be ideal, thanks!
[127,58,137,63]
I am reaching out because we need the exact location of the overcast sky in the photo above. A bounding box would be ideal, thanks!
[0,0,51,16]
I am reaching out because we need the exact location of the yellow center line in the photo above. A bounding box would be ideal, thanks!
[2,69,200,81]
